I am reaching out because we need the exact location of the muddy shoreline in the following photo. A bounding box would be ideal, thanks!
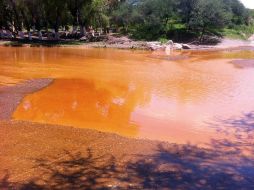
[0,79,53,120]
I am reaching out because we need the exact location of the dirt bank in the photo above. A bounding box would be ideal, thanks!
[1,120,254,190]
[2,36,253,51]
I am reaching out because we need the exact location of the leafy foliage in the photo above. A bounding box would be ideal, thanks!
[0,0,253,41]
[111,0,253,41]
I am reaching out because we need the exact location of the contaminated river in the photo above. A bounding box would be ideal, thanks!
[1,46,254,148]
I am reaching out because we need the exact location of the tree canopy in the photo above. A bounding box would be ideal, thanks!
[0,0,253,41]
[111,0,252,40]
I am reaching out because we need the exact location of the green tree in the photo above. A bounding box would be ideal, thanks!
[0,0,12,30]
[188,0,230,41]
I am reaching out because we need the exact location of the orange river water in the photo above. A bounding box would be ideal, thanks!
[1,46,254,146]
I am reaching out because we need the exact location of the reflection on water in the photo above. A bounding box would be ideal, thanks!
[13,79,148,137]
[0,46,254,145]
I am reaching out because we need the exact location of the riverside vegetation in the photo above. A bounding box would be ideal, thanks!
[0,0,253,44]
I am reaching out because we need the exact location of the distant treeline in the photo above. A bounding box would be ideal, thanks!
[112,0,254,41]
[0,0,111,39]
[0,0,253,41]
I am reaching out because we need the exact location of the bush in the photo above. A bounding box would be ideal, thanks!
[223,25,254,39]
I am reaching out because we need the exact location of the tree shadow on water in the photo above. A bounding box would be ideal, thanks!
[1,112,254,190]
[209,111,254,156]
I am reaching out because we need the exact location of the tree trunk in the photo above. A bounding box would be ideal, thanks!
[10,0,21,34]
[46,28,50,40]
[53,28,60,40]
[32,26,36,33]
[72,25,77,34]
[0,29,3,38]
[80,25,86,37]
[18,31,24,39]
[55,32,59,40]
[54,7,60,40]
[199,26,206,43]
[28,31,32,40]
[38,31,42,40]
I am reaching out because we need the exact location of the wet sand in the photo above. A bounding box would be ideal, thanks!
[0,79,254,189]
[0,79,53,120]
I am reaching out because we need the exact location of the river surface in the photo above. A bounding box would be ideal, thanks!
[1,46,254,146]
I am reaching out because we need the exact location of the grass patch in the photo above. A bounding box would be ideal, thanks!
[223,25,254,40]
[3,41,24,47]
[158,37,169,44]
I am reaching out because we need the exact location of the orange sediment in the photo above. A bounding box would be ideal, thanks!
[0,46,254,189]
[0,46,251,146]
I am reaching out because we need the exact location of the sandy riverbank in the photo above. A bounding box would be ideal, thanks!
[0,79,53,120]
[0,78,253,189]
[1,119,254,190]
[1,36,253,51]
